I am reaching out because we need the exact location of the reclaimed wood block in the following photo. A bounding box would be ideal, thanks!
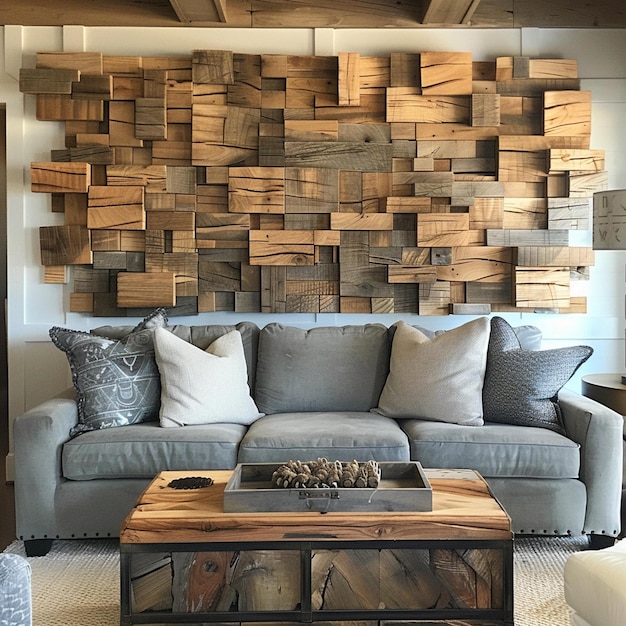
[284,141,392,172]
[117,272,177,308]
[91,230,121,251]
[146,211,195,232]
[109,101,143,147]
[260,265,286,312]
[36,51,103,74]
[93,251,128,270]
[51,146,114,165]
[514,266,570,309]
[192,50,234,84]
[419,281,451,315]
[451,303,492,315]
[229,167,285,213]
[503,198,547,230]
[315,94,386,124]
[135,97,167,140]
[383,197,432,213]
[470,198,504,229]
[285,168,339,214]
[198,260,241,293]
[471,94,500,127]
[548,198,591,230]
[516,246,594,267]
[340,297,371,313]
[44,265,68,284]
[284,120,338,142]
[120,231,147,252]
[36,94,103,121]
[359,56,390,91]
[497,150,546,183]
[87,185,145,230]
[338,52,361,107]
[544,90,591,137]
[249,241,314,266]
[62,193,88,226]
[330,213,393,231]
[196,212,250,241]
[31,162,90,193]
[112,76,144,100]
[72,266,110,293]
[388,266,437,283]
[567,170,608,198]
[549,148,605,172]
[417,214,473,247]
[152,140,193,166]
[166,166,197,194]
[72,75,113,100]
[420,52,473,95]
[143,69,168,98]
[529,58,578,79]
[40,225,92,265]
[487,228,569,246]
[69,292,94,312]
[107,165,167,191]
[387,90,468,123]
[436,256,512,282]
[19,68,79,94]
[390,53,420,88]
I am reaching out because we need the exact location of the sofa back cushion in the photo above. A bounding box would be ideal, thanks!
[254,323,390,414]
[93,320,260,390]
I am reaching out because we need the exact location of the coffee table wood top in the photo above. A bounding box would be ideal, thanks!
[120,468,512,545]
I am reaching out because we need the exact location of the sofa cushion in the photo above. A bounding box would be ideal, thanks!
[402,419,580,479]
[254,324,390,414]
[93,320,260,391]
[154,328,263,427]
[237,412,410,463]
[62,421,247,479]
[50,309,168,437]
[374,317,490,425]
[483,316,593,434]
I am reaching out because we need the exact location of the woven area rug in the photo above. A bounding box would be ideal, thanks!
[5,535,586,625]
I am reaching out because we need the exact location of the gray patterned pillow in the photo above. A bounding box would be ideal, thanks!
[50,309,168,437]
[483,316,592,433]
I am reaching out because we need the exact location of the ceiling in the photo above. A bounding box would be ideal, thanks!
[0,0,625,29]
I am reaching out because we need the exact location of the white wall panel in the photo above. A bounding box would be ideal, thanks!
[3,25,626,478]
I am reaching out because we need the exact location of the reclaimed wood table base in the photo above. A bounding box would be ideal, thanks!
[119,469,514,625]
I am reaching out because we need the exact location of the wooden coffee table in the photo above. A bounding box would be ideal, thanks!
[120,468,514,625]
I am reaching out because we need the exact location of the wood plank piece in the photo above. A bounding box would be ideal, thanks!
[120,469,511,545]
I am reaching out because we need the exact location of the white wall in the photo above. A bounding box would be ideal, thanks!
[3,25,626,478]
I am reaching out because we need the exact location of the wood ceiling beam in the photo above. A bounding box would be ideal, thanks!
[168,0,227,23]
[422,0,482,24]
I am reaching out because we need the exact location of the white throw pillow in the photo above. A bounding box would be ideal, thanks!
[153,327,263,427]
[374,317,490,425]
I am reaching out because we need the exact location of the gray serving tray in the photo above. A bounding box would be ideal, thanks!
[223,461,432,513]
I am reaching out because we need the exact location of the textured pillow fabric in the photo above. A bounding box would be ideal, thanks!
[483,316,593,433]
[374,317,490,425]
[154,327,263,427]
[50,310,167,437]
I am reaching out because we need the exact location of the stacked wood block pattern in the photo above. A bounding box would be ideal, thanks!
[22,50,603,316]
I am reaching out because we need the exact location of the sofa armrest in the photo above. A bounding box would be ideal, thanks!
[559,389,623,537]
[13,388,77,540]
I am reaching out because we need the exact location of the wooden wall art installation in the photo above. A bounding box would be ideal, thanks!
[21,49,605,316]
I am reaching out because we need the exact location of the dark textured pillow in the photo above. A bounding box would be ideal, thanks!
[483,316,592,433]
[50,309,168,437]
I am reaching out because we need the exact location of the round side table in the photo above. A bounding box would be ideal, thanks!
[581,374,626,418]
[581,373,626,537]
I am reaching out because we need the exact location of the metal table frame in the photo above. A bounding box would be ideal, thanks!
[120,536,514,625]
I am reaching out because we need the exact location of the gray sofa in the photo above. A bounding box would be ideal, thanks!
[13,317,624,556]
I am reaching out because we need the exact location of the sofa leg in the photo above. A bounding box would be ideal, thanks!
[588,534,616,550]
[24,539,53,557]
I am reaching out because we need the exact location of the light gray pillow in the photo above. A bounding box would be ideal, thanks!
[373,317,490,425]
[154,327,263,427]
